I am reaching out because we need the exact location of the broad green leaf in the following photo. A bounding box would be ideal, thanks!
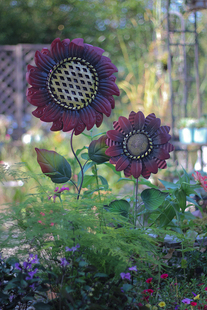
[35,148,71,184]
[82,175,96,188]
[159,179,180,190]
[181,182,198,196]
[88,135,110,164]
[175,189,186,213]
[81,152,89,160]
[107,199,130,218]
[98,175,109,189]
[141,188,168,210]
[156,204,176,227]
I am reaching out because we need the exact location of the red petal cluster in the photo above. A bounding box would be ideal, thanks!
[106,111,174,179]
[26,38,119,135]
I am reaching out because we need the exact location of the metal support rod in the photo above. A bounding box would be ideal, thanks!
[194,12,202,118]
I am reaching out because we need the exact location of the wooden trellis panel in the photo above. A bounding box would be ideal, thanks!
[0,44,49,139]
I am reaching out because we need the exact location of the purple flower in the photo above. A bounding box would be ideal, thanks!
[15,263,22,270]
[181,298,192,304]
[128,266,137,272]
[29,254,39,264]
[23,262,32,270]
[61,257,70,267]
[192,292,197,297]
[65,244,80,252]
[120,272,131,281]
[25,268,38,280]
[175,305,179,310]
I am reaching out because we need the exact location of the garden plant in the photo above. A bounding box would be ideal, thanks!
[1,38,207,310]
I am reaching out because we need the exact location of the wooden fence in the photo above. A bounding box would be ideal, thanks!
[0,44,49,139]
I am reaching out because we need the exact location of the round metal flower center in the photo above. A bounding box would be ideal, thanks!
[47,57,99,110]
[127,134,149,156]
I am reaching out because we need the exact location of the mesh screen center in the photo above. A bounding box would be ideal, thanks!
[49,60,97,110]
[127,134,149,156]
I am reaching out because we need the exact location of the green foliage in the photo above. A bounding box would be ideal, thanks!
[88,135,110,164]
[35,148,72,183]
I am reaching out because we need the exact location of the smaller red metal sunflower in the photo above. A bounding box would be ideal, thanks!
[105,111,174,179]
[26,38,119,135]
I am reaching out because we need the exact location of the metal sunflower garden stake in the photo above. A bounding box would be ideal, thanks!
[105,111,174,224]
[26,38,119,198]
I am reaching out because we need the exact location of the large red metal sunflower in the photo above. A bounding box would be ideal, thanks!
[26,38,120,135]
[105,111,174,179]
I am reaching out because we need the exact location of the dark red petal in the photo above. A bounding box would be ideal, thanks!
[144,157,158,174]
[116,155,131,172]
[129,111,136,126]
[26,88,50,107]
[94,110,103,127]
[80,105,96,130]
[96,62,118,79]
[32,106,47,118]
[83,44,103,66]
[50,117,63,131]
[113,121,124,134]
[98,79,120,96]
[62,110,79,132]
[109,155,122,165]
[105,145,123,156]
[145,113,156,127]
[74,119,86,135]
[40,103,61,122]
[152,147,170,160]
[124,164,132,177]
[161,142,174,152]
[155,158,167,169]
[118,116,132,134]
[26,65,47,87]
[108,75,116,82]
[141,164,151,179]
[41,48,52,58]
[145,118,161,135]
[153,133,171,145]
[91,94,111,117]
[133,111,145,130]
[107,96,115,109]
[68,38,84,58]
[107,130,124,143]
[34,50,55,72]
[152,126,170,137]
[131,160,142,179]
[50,38,69,62]
[106,138,120,147]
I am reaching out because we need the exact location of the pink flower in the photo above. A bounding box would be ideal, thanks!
[50,222,54,226]
[191,302,197,306]
[40,212,45,216]
[38,220,45,225]
[205,287,207,291]
[192,171,207,192]
[146,277,153,283]
[160,273,168,279]
[54,186,69,193]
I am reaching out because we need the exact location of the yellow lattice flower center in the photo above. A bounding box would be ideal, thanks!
[47,57,99,110]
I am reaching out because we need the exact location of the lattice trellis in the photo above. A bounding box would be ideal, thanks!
[0,44,49,139]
